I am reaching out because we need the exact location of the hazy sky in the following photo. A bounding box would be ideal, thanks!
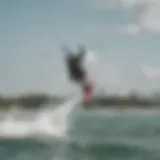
[1,0,160,95]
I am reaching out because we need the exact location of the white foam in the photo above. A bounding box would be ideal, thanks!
[0,95,81,139]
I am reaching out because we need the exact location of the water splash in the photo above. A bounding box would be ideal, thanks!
[0,94,81,139]
[32,94,81,137]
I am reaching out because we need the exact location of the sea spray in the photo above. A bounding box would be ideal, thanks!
[0,94,81,139]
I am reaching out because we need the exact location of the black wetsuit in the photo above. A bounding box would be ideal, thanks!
[64,46,91,93]
[66,52,86,82]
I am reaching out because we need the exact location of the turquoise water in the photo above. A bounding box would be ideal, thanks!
[0,109,160,160]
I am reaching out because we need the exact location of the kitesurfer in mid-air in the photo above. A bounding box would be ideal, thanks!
[62,44,94,101]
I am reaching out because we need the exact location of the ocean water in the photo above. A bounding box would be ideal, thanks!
[0,106,160,160]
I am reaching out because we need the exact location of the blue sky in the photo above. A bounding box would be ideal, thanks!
[1,0,160,95]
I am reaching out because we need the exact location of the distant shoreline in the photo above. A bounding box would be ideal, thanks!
[84,96,160,109]
[0,93,160,110]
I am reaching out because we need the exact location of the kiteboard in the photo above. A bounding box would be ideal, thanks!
[82,81,95,103]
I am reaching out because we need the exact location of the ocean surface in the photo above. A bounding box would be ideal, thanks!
[0,102,160,160]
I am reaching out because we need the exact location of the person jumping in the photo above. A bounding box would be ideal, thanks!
[62,44,94,101]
